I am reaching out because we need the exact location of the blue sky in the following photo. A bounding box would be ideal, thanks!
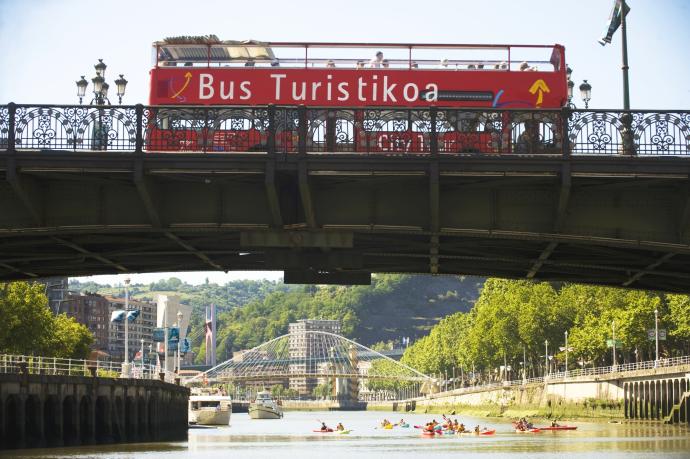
[1,0,688,284]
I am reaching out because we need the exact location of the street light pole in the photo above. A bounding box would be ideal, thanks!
[544,340,549,378]
[564,331,569,379]
[122,278,130,377]
[654,308,659,366]
[621,0,630,111]
[177,310,183,374]
[612,320,616,369]
[523,345,527,384]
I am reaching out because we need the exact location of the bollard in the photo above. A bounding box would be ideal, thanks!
[159,372,166,382]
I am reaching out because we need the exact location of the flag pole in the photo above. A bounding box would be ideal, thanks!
[620,0,630,110]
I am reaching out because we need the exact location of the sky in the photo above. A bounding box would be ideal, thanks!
[1,0,689,284]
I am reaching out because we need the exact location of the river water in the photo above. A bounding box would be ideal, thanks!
[3,411,689,458]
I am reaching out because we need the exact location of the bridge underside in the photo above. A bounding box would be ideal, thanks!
[2,152,690,292]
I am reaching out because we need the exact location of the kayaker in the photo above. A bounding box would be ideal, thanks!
[398,419,405,426]
[336,422,345,431]
[423,422,434,433]
[321,422,329,431]
[474,425,480,434]
[458,423,466,433]
[551,420,559,427]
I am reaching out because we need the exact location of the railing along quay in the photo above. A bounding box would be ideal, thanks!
[1,103,688,156]
[0,353,177,382]
[431,355,690,398]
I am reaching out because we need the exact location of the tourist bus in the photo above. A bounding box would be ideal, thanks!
[146,38,568,153]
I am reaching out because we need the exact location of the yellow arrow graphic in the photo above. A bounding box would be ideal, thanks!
[171,72,193,99]
[528,79,550,107]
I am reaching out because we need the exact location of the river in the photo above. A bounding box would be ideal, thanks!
[3,411,689,458]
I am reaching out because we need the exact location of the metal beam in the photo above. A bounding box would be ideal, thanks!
[298,162,317,228]
[527,163,571,278]
[622,252,676,287]
[678,176,690,241]
[133,160,162,228]
[264,161,283,228]
[5,161,42,226]
[241,230,353,248]
[165,232,223,271]
[429,161,440,274]
[51,237,127,272]
[0,262,37,278]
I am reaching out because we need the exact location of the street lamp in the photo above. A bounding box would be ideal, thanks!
[566,67,593,109]
[579,80,592,109]
[123,277,131,377]
[176,310,184,374]
[611,320,617,369]
[544,339,549,378]
[75,59,127,105]
[564,331,569,378]
[140,338,145,372]
[654,308,659,366]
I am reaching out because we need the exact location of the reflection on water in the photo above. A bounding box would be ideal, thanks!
[3,411,689,458]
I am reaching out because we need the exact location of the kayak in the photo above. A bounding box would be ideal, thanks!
[337,429,351,434]
[399,423,410,428]
[479,429,496,436]
[383,424,393,430]
[313,429,334,433]
[538,426,577,431]
[421,430,437,436]
[515,428,541,433]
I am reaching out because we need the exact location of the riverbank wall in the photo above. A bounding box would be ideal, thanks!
[0,372,188,450]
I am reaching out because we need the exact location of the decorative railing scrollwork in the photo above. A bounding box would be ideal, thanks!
[0,104,688,157]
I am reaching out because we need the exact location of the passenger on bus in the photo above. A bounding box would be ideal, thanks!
[440,58,449,68]
[369,51,384,68]
[245,58,255,67]
[326,59,336,68]
[271,58,280,67]
[516,120,541,153]
[356,60,365,69]
[411,61,419,69]
[519,61,530,71]
[468,64,476,69]
[382,59,390,68]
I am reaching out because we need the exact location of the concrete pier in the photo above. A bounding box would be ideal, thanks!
[0,372,188,450]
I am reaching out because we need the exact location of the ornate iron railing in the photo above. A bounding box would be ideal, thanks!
[1,103,688,156]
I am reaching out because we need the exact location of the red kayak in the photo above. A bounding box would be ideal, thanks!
[515,428,541,433]
[313,429,334,433]
[538,426,577,431]
[479,429,496,436]
[421,430,438,436]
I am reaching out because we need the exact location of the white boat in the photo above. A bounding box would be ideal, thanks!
[248,391,283,419]
[188,395,232,426]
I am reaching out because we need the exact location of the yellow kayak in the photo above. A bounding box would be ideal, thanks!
[383,424,393,430]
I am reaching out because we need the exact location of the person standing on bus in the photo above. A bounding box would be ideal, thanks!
[369,51,384,68]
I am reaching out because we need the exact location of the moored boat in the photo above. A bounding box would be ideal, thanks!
[248,390,283,419]
[188,395,232,426]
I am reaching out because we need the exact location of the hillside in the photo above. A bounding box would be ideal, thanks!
[69,274,484,363]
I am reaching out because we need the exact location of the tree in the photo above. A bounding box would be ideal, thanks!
[0,282,55,355]
[0,282,94,359]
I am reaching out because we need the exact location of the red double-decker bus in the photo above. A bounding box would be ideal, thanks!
[146,39,568,153]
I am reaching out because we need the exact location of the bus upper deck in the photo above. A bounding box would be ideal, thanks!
[150,38,567,108]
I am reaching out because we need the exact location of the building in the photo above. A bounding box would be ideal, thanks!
[106,296,157,363]
[61,292,110,352]
[156,295,193,372]
[288,319,341,395]
[35,277,68,314]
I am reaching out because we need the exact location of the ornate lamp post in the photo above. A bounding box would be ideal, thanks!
[123,277,131,377]
[579,80,592,109]
[75,59,127,105]
[176,310,184,373]
[566,66,593,109]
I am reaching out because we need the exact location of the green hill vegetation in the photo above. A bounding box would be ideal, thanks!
[400,279,690,382]
[69,274,483,363]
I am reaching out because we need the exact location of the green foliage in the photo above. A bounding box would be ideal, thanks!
[367,358,415,391]
[312,381,333,398]
[0,282,93,359]
[402,279,689,380]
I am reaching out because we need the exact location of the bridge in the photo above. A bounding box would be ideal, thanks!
[189,331,432,400]
[1,104,690,291]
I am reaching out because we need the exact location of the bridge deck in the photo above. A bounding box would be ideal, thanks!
[1,105,690,291]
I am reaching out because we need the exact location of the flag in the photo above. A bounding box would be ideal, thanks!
[126,309,140,322]
[110,310,126,322]
[599,0,630,46]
